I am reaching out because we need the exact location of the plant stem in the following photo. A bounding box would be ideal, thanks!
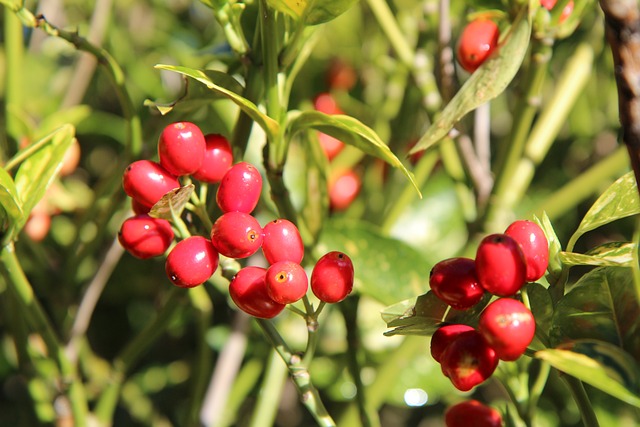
[561,375,600,427]
[248,349,288,427]
[3,4,24,158]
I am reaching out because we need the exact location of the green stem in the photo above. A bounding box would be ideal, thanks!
[232,67,263,159]
[4,126,65,171]
[561,375,600,427]
[3,4,24,157]
[249,349,288,427]
[527,361,551,422]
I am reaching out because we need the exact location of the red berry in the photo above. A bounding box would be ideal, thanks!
[475,234,527,297]
[192,134,234,183]
[540,0,574,22]
[131,198,150,215]
[318,132,346,160]
[457,20,500,73]
[429,258,485,310]
[229,266,286,318]
[504,220,549,282]
[216,162,262,214]
[210,211,263,259]
[445,400,503,427]
[310,251,354,303]
[326,58,357,91]
[122,160,180,209]
[329,169,361,211]
[158,121,206,176]
[262,219,304,264]
[266,261,309,304]
[478,298,535,361]
[440,330,498,392]
[118,214,174,259]
[165,236,219,288]
[430,324,475,363]
[314,93,343,115]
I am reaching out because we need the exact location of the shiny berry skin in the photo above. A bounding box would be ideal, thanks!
[430,324,475,363]
[329,169,361,211]
[192,133,234,183]
[210,211,263,259]
[262,219,304,264]
[122,160,180,209]
[165,236,219,288]
[429,257,485,310]
[229,266,286,318]
[216,162,262,214]
[131,198,150,215]
[445,400,503,427]
[540,0,574,22]
[158,121,206,176]
[311,251,354,303]
[440,330,499,392]
[457,20,500,73]
[118,214,174,259]
[479,298,535,361]
[266,261,309,304]
[475,234,527,297]
[504,220,549,282]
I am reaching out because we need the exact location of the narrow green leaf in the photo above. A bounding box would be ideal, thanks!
[0,167,23,229]
[409,11,531,154]
[317,219,430,305]
[14,125,75,232]
[559,242,635,267]
[154,65,279,139]
[527,282,554,334]
[536,212,562,277]
[288,111,421,196]
[535,340,640,408]
[550,267,640,360]
[575,171,640,238]
[149,185,195,220]
[266,0,357,24]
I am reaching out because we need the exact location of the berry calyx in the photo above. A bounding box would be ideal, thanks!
[123,160,180,209]
[266,261,309,304]
[445,400,503,427]
[430,324,475,363]
[192,133,234,183]
[229,266,286,319]
[118,214,174,259]
[216,162,262,214]
[210,211,263,259]
[165,236,219,288]
[158,121,206,176]
[504,220,549,282]
[429,257,485,310]
[475,234,527,296]
[457,19,500,73]
[478,298,535,361]
[262,219,304,264]
[440,329,498,392]
[310,251,354,303]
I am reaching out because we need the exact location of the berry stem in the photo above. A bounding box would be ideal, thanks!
[561,374,600,427]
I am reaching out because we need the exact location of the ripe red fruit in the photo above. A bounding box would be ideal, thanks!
[475,234,527,296]
[445,400,503,427]
[478,298,535,361]
[131,198,151,215]
[216,162,262,214]
[266,261,309,304]
[329,169,361,211]
[504,220,549,282]
[165,236,219,288]
[457,19,500,73]
[318,132,346,160]
[326,58,357,91]
[118,214,174,259]
[430,324,475,363]
[192,133,234,183]
[210,211,263,259]
[310,251,354,303]
[429,258,485,310]
[122,160,180,209]
[440,330,499,392]
[262,219,304,264]
[540,0,574,22]
[229,266,286,318]
[314,93,343,115]
[158,121,206,176]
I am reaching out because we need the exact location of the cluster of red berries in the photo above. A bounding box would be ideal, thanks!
[429,220,548,391]
[118,121,355,319]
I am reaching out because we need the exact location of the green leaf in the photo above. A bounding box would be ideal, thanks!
[14,125,76,233]
[526,282,554,334]
[535,340,640,408]
[559,242,635,267]
[266,0,358,24]
[536,212,562,277]
[574,171,640,238]
[550,267,640,360]
[409,11,531,154]
[149,185,195,220]
[317,219,430,305]
[288,111,421,196]
[0,167,23,232]
[154,65,279,139]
